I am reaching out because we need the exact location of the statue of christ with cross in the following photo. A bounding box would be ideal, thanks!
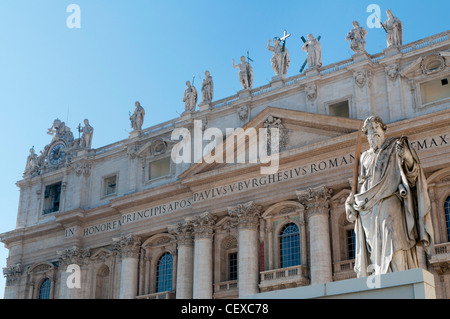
[267,30,291,76]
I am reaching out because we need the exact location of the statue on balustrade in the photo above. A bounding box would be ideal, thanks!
[232,55,253,90]
[345,116,434,277]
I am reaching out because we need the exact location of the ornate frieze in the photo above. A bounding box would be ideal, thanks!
[191,212,217,239]
[57,247,91,266]
[297,186,332,219]
[228,201,262,230]
[113,234,141,259]
[3,263,22,286]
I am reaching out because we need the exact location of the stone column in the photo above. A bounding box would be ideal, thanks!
[113,234,141,299]
[228,201,261,297]
[57,247,90,299]
[297,186,333,284]
[169,222,195,299]
[191,212,216,299]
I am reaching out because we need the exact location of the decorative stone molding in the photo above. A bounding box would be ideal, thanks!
[191,212,217,239]
[297,186,332,219]
[150,139,168,156]
[57,247,91,266]
[353,70,372,88]
[90,248,115,263]
[421,54,446,75]
[125,142,140,159]
[385,63,399,81]
[220,217,239,233]
[263,116,289,154]
[238,105,249,122]
[306,84,317,101]
[228,201,262,230]
[3,263,22,286]
[75,160,92,177]
[113,234,141,259]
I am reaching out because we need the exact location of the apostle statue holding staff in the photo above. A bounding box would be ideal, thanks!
[232,55,253,90]
[345,116,434,277]
[380,9,403,48]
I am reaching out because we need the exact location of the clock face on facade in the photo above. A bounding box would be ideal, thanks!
[49,142,66,166]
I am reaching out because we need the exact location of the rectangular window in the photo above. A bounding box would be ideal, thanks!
[421,77,450,104]
[329,100,350,118]
[149,158,171,180]
[103,175,117,196]
[228,252,238,281]
[347,230,356,260]
[43,182,61,215]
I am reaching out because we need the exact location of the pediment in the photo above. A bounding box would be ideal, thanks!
[179,107,361,180]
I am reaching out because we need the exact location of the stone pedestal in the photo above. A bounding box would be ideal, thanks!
[237,89,251,99]
[245,268,436,299]
[304,67,320,77]
[179,111,193,122]
[383,46,401,57]
[128,130,141,139]
[270,75,286,90]
[352,51,371,63]
[297,186,333,284]
[198,101,212,112]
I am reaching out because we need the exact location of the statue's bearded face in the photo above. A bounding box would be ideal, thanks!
[366,122,386,151]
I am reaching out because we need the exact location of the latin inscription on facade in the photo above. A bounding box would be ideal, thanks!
[78,133,448,237]
[82,198,192,237]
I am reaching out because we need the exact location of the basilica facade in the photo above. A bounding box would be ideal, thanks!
[1,25,450,299]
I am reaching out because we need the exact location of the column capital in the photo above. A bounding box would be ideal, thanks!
[3,263,22,286]
[113,234,141,259]
[57,247,91,267]
[169,222,194,246]
[228,201,262,230]
[296,186,332,219]
[190,212,217,239]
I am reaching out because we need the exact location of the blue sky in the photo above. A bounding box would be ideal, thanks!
[0,0,448,298]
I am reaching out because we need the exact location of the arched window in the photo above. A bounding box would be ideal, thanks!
[445,196,450,242]
[156,253,173,293]
[279,223,301,268]
[38,278,51,299]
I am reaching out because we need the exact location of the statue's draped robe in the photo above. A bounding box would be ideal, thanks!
[303,39,322,68]
[351,137,433,277]
[386,17,403,47]
[131,106,145,130]
[269,45,290,75]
